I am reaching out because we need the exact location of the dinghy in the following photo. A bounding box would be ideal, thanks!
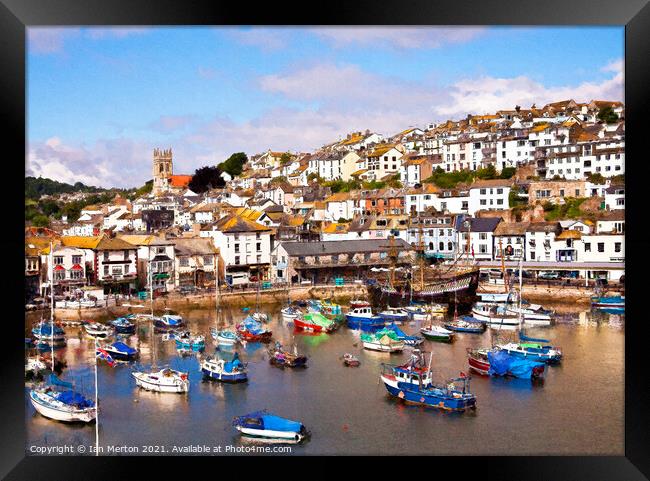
[232,410,309,443]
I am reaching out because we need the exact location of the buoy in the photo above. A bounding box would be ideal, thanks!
[342,424,349,432]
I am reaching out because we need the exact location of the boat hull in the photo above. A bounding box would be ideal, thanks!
[235,426,303,442]
[362,341,403,352]
[293,318,326,332]
[345,315,386,332]
[381,378,476,412]
[29,391,96,423]
[201,368,248,383]
[132,372,189,393]
[443,323,485,334]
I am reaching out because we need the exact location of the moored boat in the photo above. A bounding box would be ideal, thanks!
[420,324,454,342]
[360,328,405,353]
[29,387,96,423]
[342,353,360,367]
[201,352,248,382]
[32,322,66,344]
[378,307,409,323]
[345,306,385,331]
[268,342,308,368]
[472,303,520,328]
[294,311,337,333]
[349,299,371,309]
[280,306,302,322]
[467,348,545,380]
[84,322,113,339]
[232,410,309,443]
[237,316,273,342]
[591,295,625,309]
[497,342,562,364]
[443,319,486,334]
[174,332,205,352]
[210,327,239,346]
[505,302,554,325]
[132,368,189,393]
[111,317,136,334]
[97,341,139,361]
[154,313,184,330]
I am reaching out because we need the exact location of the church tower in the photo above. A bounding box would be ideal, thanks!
[152,148,173,195]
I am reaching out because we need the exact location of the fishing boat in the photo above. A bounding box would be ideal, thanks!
[132,368,190,393]
[294,311,337,333]
[360,328,405,353]
[444,319,486,333]
[174,332,205,352]
[32,322,66,344]
[384,322,424,346]
[84,322,113,339]
[310,299,342,318]
[345,306,385,331]
[268,342,308,368]
[97,341,138,361]
[29,374,96,423]
[110,317,136,334]
[591,295,625,309]
[232,410,309,443]
[467,348,545,380]
[251,312,269,323]
[497,342,562,364]
[154,313,184,330]
[420,324,454,342]
[280,306,302,322]
[201,352,248,383]
[471,303,520,328]
[210,327,239,346]
[378,307,409,323]
[380,352,476,412]
[237,316,273,342]
[342,353,360,367]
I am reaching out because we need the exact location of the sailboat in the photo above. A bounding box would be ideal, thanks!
[210,256,240,347]
[132,259,189,393]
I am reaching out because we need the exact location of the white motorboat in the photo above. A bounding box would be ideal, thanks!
[132,368,189,393]
[280,306,301,322]
[84,322,113,339]
[471,303,520,327]
[505,303,553,326]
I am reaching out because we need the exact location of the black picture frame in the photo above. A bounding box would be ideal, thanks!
[3,0,648,478]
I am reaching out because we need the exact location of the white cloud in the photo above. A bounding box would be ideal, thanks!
[28,27,150,55]
[435,64,624,118]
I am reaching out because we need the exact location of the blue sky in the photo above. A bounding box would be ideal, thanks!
[26,26,624,188]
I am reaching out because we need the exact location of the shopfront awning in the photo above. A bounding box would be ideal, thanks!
[153,273,170,279]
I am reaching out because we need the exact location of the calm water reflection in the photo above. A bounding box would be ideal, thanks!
[25,302,624,455]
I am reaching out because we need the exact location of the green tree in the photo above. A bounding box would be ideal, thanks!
[500,167,516,179]
[269,176,288,185]
[307,173,323,184]
[133,179,153,198]
[279,152,292,165]
[31,214,50,227]
[219,152,248,176]
[597,106,619,124]
[188,166,226,193]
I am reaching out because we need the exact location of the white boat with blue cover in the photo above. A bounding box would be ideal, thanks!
[98,341,139,361]
[210,327,239,346]
[201,352,248,382]
[111,317,136,334]
[84,322,113,339]
[155,314,184,330]
[232,410,309,443]
[506,302,553,325]
[32,322,66,343]
[174,332,205,351]
[29,375,96,423]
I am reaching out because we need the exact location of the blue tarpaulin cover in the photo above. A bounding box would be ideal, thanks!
[260,414,303,432]
[386,322,419,341]
[241,316,265,335]
[224,353,243,372]
[56,390,94,408]
[111,342,137,354]
[35,323,64,336]
[487,350,543,379]
[519,331,550,343]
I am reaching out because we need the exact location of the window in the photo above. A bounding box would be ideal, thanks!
[124,250,129,260]
[54,256,64,265]
[575,189,580,197]
[497,199,503,205]
[53,270,66,281]
[480,199,487,206]
[497,188,503,194]
[479,233,487,240]
[111,266,122,276]
[180,257,189,267]
[584,243,591,252]
[441,202,447,210]
[480,189,486,195]
[257,255,262,263]
[235,256,240,265]
[103,251,109,261]
[69,269,83,280]
[234,244,240,253]
[597,243,604,253]
[616,198,625,206]
[479,244,487,254]
[559,189,565,197]
[439,242,444,250]
[72,255,82,265]
[615,242,621,253]
[103,265,109,276]
[462,201,468,210]
[256,242,261,252]
[203,255,213,265]
[448,242,453,251]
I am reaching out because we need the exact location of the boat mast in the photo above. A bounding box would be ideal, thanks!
[149,257,156,369]
[49,241,54,372]
[418,222,425,291]
[517,255,524,331]
[499,238,508,294]
[94,337,99,456]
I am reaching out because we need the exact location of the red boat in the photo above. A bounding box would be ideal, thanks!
[467,348,490,375]
[293,312,337,333]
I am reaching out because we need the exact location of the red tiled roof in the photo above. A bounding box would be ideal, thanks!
[168,175,192,188]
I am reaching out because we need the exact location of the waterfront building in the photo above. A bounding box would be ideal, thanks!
[119,235,176,293]
[171,238,219,289]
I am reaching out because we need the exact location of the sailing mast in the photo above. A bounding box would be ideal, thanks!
[499,238,508,294]
[49,241,54,372]
[149,257,156,369]
[94,337,99,456]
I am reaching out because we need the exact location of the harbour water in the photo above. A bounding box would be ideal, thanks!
[25,303,624,455]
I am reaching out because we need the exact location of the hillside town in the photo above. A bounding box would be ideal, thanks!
[25,99,625,306]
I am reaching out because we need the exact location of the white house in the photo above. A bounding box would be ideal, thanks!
[455,216,501,260]
[468,179,511,215]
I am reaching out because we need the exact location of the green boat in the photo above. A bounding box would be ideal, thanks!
[360,329,405,352]
[420,324,454,343]
[294,312,338,333]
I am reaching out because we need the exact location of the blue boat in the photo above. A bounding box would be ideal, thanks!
[111,317,136,334]
[591,295,624,309]
[443,319,486,334]
[345,306,386,331]
[29,374,96,423]
[497,341,562,364]
[232,410,309,442]
[155,314,184,330]
[201,352,248,383]
[380,363,476,412]
[98,341,138,361]
[384,322,424,346]
[32,322,66,344]
[487,349,546,379]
